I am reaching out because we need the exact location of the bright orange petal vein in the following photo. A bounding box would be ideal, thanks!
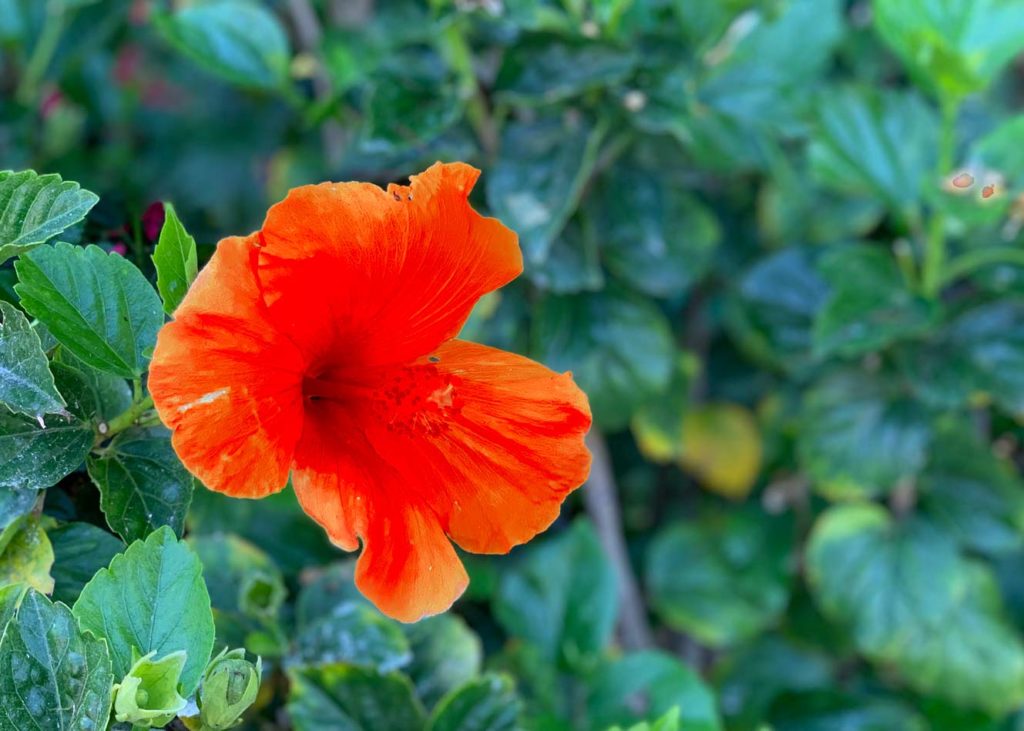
[149,235,306,498]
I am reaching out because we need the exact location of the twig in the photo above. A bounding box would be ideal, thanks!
[583,430,654,651]
[286,0,346,170]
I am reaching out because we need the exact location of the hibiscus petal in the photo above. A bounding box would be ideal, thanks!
[256,162,522,368]
[150,236,306,497]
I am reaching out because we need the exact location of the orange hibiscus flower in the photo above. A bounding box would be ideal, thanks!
[149,162,592,621]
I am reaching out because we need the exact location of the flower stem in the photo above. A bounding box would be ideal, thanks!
[97,395,155,444]
[15,0,65,104]
[921,99,958,297]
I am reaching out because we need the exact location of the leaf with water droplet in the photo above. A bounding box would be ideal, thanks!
[0,589,113,728]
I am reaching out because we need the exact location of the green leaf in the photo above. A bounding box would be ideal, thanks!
[52,349,133,422]
[190,533,285,657]
[0,170,98,265]
[287,663,426,731]
[15,243,164,378]
[48,522,125,605]
[698,0,843,132]
[87,434,194,543]
[0,582,25,636]
[494,520,617,666]
[768,691,928,731]
[806,504,1024,715]
[0,488,37,554]
[975,114,1024,189]
[495,37,637,105]
[73,525,215,696]
[813,246,939,359]
[726,246,830,374]
[903,300,1024,414]
[809,86,938,216]
[646,510,793,648]
[918,425,1024,557]
[0,514,53,593]
[714,636,834,730]
[154,1,291,90]
[0,364,95,491]
[0,589,113,730]
[290,601,412,673]
[427,674,521,731]
[873,0,1024,101]
[799,370,932,499]
[296,560,367,628]
[0,301,66,419]
[403,615,482,709]
[598,168,720,298]
[486,114,605,267]
[586,651,721,731]
[152,203,198,316]
[532,289,675,429]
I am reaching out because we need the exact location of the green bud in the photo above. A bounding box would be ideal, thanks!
[238,569,285,618]
[199,647,262,730]
[111,648,188,728]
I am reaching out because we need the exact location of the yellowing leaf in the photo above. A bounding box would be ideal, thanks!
[678,404,763,500]
[0,515,54,594]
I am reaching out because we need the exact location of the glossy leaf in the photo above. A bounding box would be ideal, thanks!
[154,1,291,90]
[0,170,98,265]
[807,504,1024,714]
[87,433,194,543]
[403,615,483,709]
[15,243,163,378]
[73,525,215,696]
[48,522,125,605]
[286,664,426,731]
[646,511,793,647]
[152,203,198,316]
[494,520,617,666]
[533,289,675,429]
[0,300,65,419]
[427,674,521,731]
[290,601,412,673]
[0,589,113,730]
[495,37,637,105]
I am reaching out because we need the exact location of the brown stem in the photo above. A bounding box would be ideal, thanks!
[583,430,654,651]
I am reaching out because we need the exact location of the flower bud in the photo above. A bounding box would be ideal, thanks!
[111,649,188,728]
[199,647,262,730]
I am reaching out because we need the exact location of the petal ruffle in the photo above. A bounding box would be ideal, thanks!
[256,162,522,368]
[149,236,306,497]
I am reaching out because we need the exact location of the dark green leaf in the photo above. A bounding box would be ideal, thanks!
[809,86,938,215]
[495,37,637,105]
[87,434,194,543]
[154,1,291,90]
[0,589,112,730]
[73,525,215,696]
[48,522,125,606]
[15,243,163,378]
[799,370,932,499]
[0,170,98,265]
[806,504,1024,715]
[0,408,92,491]
[587,651,721,731]
[533,289,675,429]
[768,691,928,731]
[494,520,617,666]
[290,601,412,673]
[0,301,66,419]
[646,510,793,647]
[287,664,426,731]
[427,674,521,731]
[403,615,482,709]
[813,246,939,359]
[152,203,198,316]
[486,115,605,267]
[598,168,720,298]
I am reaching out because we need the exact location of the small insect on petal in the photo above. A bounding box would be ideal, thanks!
[952,173,975,189]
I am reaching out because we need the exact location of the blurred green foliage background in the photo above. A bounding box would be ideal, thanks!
[6,0,1024,729]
